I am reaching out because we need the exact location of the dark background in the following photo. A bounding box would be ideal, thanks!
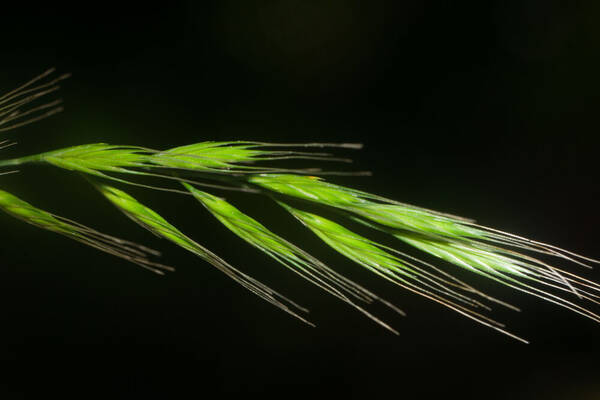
[1,1,599,398]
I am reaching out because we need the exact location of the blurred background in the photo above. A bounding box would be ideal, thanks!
[0,1,599,398]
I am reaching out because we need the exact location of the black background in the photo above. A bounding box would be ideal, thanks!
[1,2,599,398]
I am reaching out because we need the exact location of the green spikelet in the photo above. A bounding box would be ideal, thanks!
[280,203,530,342]
[0,189,171,274]
[95,183,313,325]
[184,182,404,334]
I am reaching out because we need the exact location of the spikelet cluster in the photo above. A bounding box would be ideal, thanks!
[2,70,599,342]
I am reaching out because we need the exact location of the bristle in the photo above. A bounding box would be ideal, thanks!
[0,69,68,132]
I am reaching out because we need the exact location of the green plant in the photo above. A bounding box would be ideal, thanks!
[1,70,598,343]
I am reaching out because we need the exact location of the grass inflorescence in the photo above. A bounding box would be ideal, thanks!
[1,70,599,342]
